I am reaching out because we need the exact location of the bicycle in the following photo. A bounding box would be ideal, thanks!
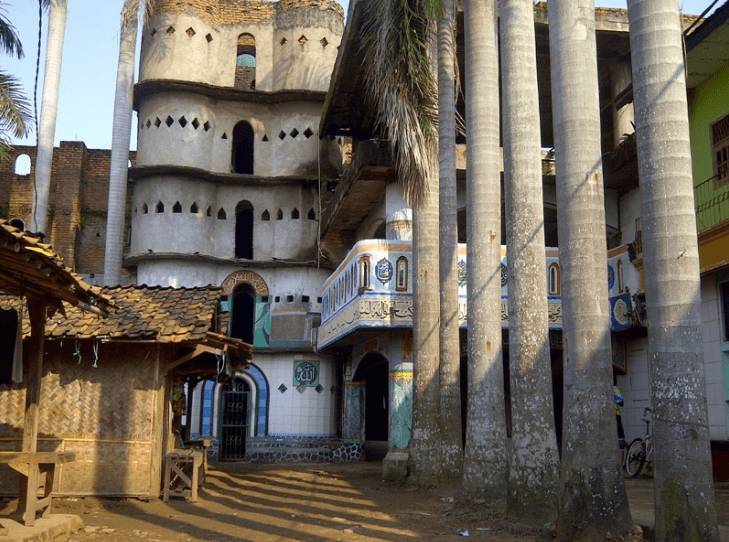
[625,407,653,477]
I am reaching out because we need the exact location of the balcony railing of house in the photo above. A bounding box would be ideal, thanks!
[695,174,729,234]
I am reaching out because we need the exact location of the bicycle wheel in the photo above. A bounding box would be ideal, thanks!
[625,438,645,477]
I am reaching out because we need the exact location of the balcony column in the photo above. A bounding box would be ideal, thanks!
[383,361,413,481]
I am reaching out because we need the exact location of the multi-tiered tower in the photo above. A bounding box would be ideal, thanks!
[129,0,348,460]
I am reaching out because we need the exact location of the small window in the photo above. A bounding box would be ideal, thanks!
[291,208,299,219]
[275,296,280,302]
[218,208,227,220]
[261,296,269,303]
[548,263,561,296]
[302,295,310,302]
[262,210,270,221]
[308,208,316,220]
[9,218,24,231]
[617,259,624,293]
[712,114,729,188]
[172,201,182,213]
[142,203,149,214]
[190,202,199,213]
[156,201,164,213]
[286,295,294,302]
[207,206,213,217]
[276,209,283,220]
[358,256,371,291]
[396,256,408,291]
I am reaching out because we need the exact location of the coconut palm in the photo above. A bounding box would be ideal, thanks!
[104,0,156,285]
[627,0,719,539]
[547,0,632,538]
[358,0,441,481]
[31,0,67,235]
[0,4,32,159]
[437,0,463,481]
[500,0,559,525]
[461,0,507,498]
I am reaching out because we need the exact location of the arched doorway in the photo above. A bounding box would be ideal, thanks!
[235,33,256,90]
[235,200,254,259]
[231,284,255,344]
[353,352,389,460]
[219,377,251,460]
[232,121,254,174]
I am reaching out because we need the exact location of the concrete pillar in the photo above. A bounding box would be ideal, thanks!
[383,361,412,481]
[385,184,412,240]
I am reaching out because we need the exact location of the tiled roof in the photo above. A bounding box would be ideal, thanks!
[0,219,111,315]
[1,285,226,344]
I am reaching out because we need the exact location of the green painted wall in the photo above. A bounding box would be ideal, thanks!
[690,62,729,186]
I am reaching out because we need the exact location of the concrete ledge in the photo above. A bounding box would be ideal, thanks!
[0,514,82,542]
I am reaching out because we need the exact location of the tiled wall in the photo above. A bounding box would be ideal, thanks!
[264,356,337,437]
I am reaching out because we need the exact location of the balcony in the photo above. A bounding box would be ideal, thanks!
[316,240,642,350]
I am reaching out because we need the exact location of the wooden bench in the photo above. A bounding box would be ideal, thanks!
[183,439,211,482]
[0,451,75,527]
[163,449,204,503]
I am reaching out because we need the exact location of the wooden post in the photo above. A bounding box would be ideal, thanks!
[22,299,46,454]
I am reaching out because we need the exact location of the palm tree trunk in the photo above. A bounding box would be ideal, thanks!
[627,0,719,539]
[462,0,507,499]
[409,35,442,485]
[104,0,140,286]
[437,0,463,481]
[32,0,67,235]
[501,0,559,525]
[547,0,632,539]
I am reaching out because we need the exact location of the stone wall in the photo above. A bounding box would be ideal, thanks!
[0,143,136,277]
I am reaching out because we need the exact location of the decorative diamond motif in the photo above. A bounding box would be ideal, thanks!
[278,383,287,393]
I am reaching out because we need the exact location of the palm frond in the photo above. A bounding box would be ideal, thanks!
[360,0,441,206]
[0,70,32,140]
[0,6,24,58]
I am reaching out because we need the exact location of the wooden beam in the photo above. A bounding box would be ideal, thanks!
[166,346,208,374]
[22,299,45,454]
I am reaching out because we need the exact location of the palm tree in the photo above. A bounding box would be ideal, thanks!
[104,0,155,285]
[500,0,559,525]
[0,4,32,159]
[358,0,441,482]
[31,0,67,235]
[547,0,632,538]
[437,0,463,481]
[626,0,719,539]
[462,0,507,498]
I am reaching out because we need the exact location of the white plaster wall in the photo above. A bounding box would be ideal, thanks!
[131,176,217,255]
[258,353,338,436]
[139,4,343,92]
[136,93,217,169]
[701,273,728,440]
[214,184,320,260]
[355,197,387,242]
[131,179,320,260]
[272,11,343,91]
[137,95,325,176]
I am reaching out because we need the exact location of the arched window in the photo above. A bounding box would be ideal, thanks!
[396,256,408,291]
[14,154,31,175]
[235,200,254,259]
[9,218,24,231]
[231,284,255,344]
[235,33,256,90]
[358,256,371,291]
[617,259,624,293]
[232,121,254,174]
[548,262,561,296]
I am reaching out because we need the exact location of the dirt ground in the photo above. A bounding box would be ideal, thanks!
[1,461,651,542]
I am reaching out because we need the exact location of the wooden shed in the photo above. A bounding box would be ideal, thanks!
[0,282,250,497]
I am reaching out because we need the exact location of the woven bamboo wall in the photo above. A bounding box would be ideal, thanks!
[0,342,168,497]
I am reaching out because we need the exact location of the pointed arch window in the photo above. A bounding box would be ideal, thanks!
[235,33,256,90]
[617,259,624,293]
[358,256,371,292]
[232,121,254,174]
[235,200,254,259]
[548,262,561,296]
[396,256,409,291]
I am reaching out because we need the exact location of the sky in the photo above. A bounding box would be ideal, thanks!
[0,0,718,152]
